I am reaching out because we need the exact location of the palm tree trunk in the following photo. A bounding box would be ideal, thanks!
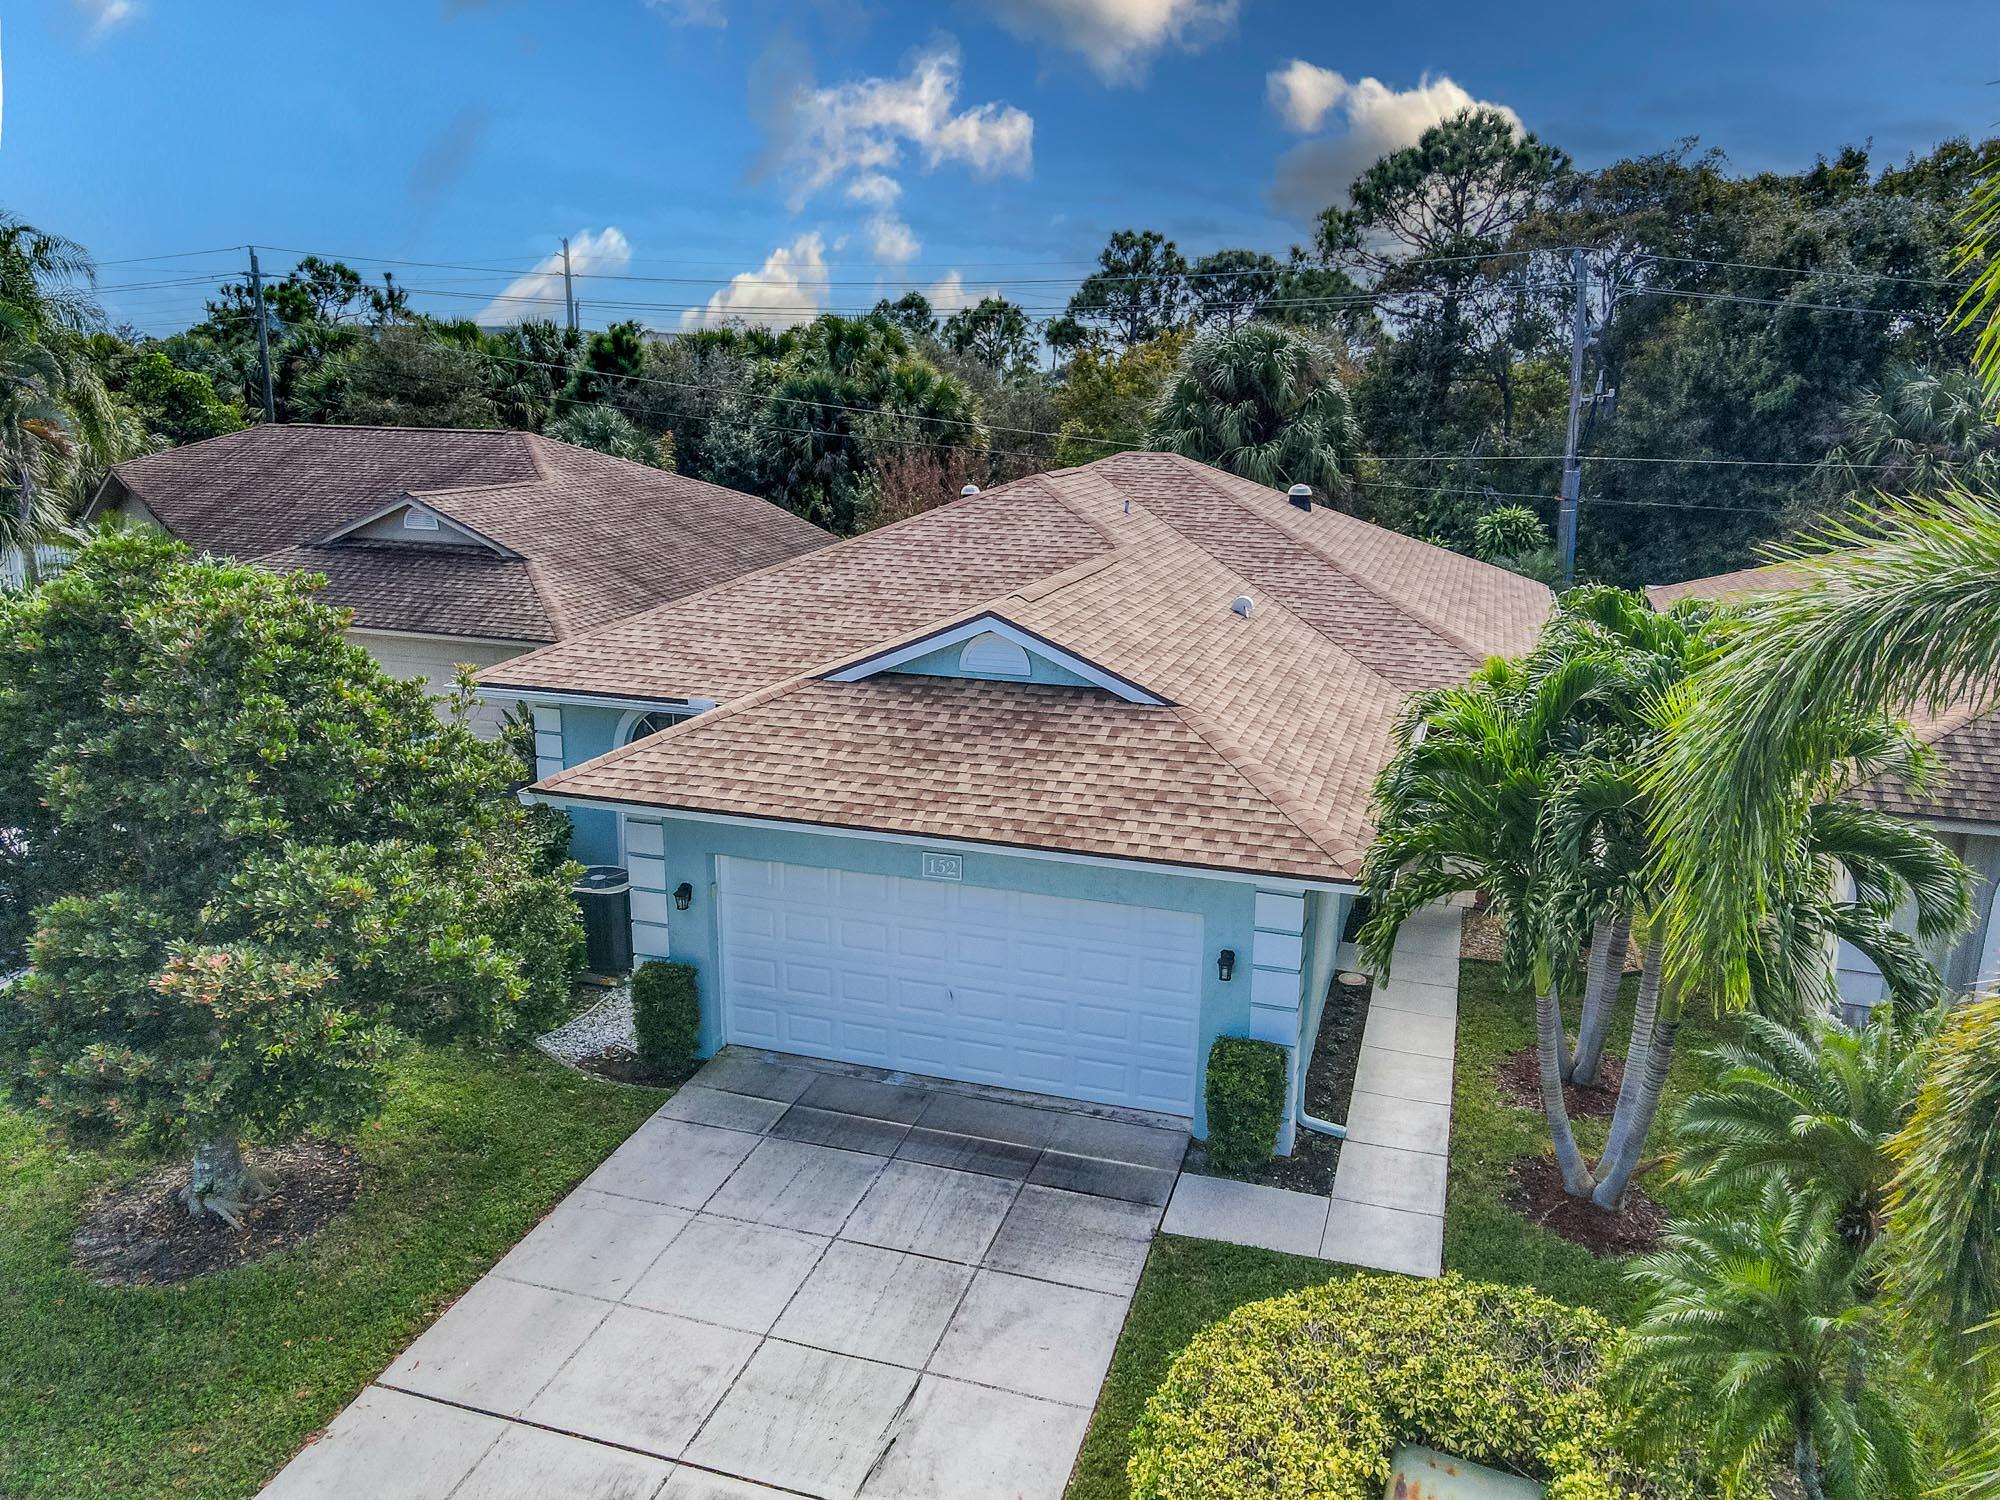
[1591,1006,1680,1210]
[1537,979,1596,1197]
[17,464,40,587]
[1597,930,1661,1172]
[1569,912,1630,1087]
[1793,1430,1827,1500]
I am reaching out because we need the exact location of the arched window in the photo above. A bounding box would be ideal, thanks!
[959,630,1032,678]
[620,709,689,746]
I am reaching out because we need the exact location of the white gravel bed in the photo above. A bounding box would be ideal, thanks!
[536,983,635,1064]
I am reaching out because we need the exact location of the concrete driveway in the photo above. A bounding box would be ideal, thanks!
[262,1049,1186,1500]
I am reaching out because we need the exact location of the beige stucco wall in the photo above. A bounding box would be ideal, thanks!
[346,628,530,739]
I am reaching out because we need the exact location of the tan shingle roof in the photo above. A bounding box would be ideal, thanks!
[99,425,833,642]
[1648,556,2000,829]
[511,452,1551,883]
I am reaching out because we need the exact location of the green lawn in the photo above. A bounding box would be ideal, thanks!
[1066,957,1733,1500]
[0,1043,662,1500]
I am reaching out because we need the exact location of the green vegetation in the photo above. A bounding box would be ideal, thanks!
[1129,1274,1670,1500]
[0,1043,661,1500]
[1200,1036,1289,1174]
[1446,958,1723,1318]
[0,533,583,1219]
[632,960,701,1077]
[1067,1236,1353,1500]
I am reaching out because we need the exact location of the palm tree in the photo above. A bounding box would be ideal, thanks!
[1147,322,1360,499]
[1362,652,1612,1195]
[1647,492,2000,1467]
[1819,363,2000,501]
[1673,1008,1940,1251]
[1960,148,2000,399]
[1616,1185,1920,1500]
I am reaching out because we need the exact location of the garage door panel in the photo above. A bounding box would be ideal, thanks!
[718,857,1201,1114]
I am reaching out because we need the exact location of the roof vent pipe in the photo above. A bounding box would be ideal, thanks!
[960,484,980,497]
[1287,484,1314,511]
[1231,595,1254,618]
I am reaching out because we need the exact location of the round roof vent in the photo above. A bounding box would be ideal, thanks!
[1287,484,1314,511]
[1231,595,1254,618]
[960,484,981,497]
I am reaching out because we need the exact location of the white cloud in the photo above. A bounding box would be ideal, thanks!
[646,0,724,25]
[1270,72,1522,218]
[76,0,139,38]
[680,233,831,331]
[982,0,1238,84]
[769,42,1033,212]
[868,214,920,264]
[1266,59,1345,134]
[845,173,902,208]
[475,227,632,326]
[920,272,993,317]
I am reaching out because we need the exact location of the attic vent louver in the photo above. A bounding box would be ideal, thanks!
[1231,595,1254,618]
[1287,484,1313,511]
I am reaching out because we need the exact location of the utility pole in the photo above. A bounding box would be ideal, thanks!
[1556,246,1588,588]
[561,237,577,333]
[248,246,276,424]
[1552,245,1584,588]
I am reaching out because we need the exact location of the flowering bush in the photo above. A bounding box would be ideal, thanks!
[1128,1273,1682,1500]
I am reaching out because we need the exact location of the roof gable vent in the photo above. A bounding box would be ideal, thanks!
[960,630,1032,678]
[1287,484,1313,511]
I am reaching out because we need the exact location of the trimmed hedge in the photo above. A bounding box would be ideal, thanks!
[1204,1035,1288,1173]
[1128,1273,1674,1500]
[632,960,700,1076]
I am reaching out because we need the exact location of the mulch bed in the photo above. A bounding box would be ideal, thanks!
[573,1045,694,1089]
[1504,1154,1666,1255]
[1496,1046,1626,1119]
[1185,975,1369,1195]
[72,1137,361,1287]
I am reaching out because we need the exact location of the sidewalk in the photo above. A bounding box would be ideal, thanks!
[1161,906,1459,1277]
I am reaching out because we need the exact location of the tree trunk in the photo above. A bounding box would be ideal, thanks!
[1596,932,1661,1173]
[180,1134,269,1228]
[1569,913,1630,1087]
[1590,1014,1679,1210]
[1794,1431,1826,1500]
[1537,980,1596,1197]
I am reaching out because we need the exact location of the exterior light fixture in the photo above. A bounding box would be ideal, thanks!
[1217,948,1236,982]
[673,882,694,911]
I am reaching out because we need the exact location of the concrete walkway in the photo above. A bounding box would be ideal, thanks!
[262,1050,1185,1500]
[1161,905,1460,1277]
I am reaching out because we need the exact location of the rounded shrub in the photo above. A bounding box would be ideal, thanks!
[1128,1273,1671,1500]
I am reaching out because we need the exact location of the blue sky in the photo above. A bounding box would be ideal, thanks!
[1,0,1987,333]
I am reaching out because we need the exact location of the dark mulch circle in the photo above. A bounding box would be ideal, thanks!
[1496,1046,1625,1119]
[72,1137,361,1287]
[574,1045,693,1089]
[1504,1154,1666,1256]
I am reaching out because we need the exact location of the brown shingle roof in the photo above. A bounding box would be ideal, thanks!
[513,452,1553,882]
[98,425,833,642]
[1648,556,2000,829]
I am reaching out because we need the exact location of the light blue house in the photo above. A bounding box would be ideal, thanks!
[483,453,1552,1145]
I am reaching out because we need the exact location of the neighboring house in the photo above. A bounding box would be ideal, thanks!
[0,543,72,590]
[482,451,1552,1145]
[85,424,833,732]
[1649,562,2000,1010]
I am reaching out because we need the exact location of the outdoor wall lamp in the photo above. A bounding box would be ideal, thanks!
[673,882,694,911]
[1217,948,1236,982]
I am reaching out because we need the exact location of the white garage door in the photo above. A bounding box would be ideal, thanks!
[717,857,1204,1115]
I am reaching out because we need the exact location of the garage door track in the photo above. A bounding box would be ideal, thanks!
[262,1049,1188,1500]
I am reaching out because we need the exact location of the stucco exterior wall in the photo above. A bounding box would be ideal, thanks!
[349,629,527,739]
[621,811,1294,1137]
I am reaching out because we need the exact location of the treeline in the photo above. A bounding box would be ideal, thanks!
[8,115,1997,586]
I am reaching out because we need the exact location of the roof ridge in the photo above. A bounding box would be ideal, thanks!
[1159,453,1491,669]
[518,554,574,640]
[1165,701,1360,869]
